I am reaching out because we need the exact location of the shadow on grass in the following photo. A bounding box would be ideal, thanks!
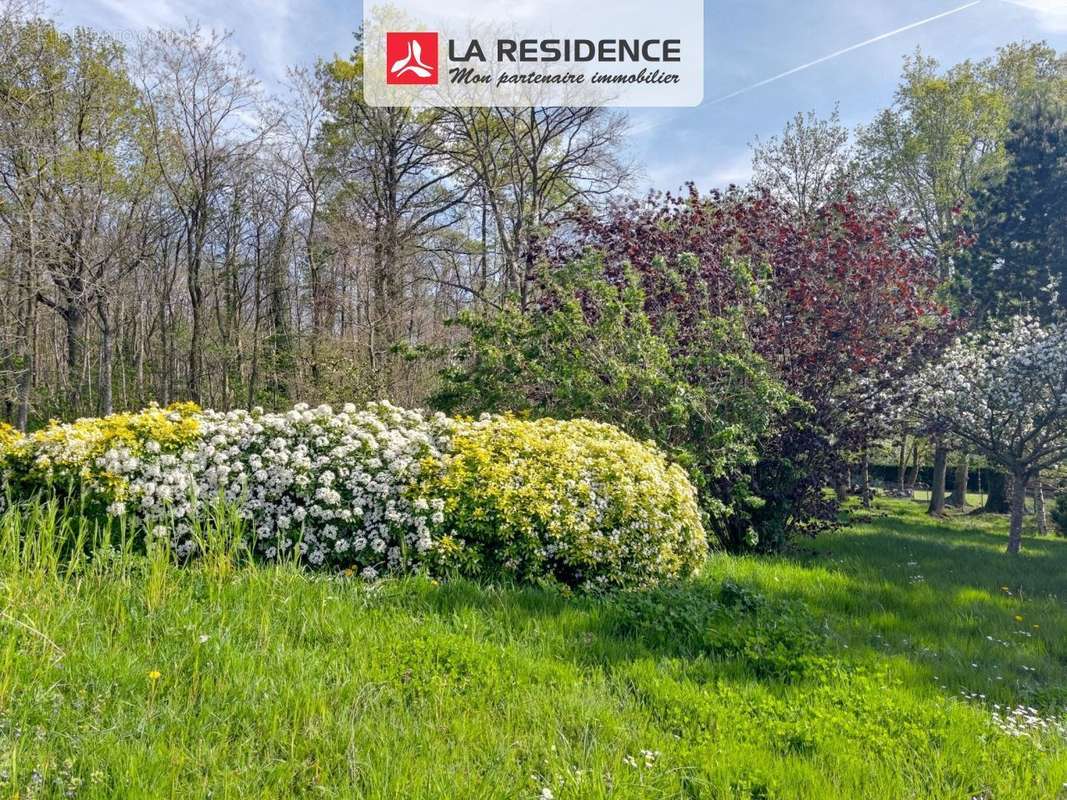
[368,503,1067,709]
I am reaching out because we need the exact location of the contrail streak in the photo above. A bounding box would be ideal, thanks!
[709,0,984,104]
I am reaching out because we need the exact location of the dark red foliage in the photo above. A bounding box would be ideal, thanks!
[569,185,953,448]
[558,186,960,549]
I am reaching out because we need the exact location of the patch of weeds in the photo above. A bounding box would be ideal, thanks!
[607,580,830,681]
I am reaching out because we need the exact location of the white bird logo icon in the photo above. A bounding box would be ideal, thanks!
[390,38,434,79]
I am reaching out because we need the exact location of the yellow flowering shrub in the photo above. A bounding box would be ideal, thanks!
[0,421,21,452]
[2,402,706,589]
[5,403,201,507]
[430,415,707,589]
[0,421,23,511]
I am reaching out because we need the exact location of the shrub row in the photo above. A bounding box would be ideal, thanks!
[0,403,706,589]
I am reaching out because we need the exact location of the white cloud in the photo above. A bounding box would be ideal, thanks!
[57,0,301,82]
[247,0,295,80]
[90,0,180,29]
[704,152,755,189]
[643,149,753,193]
[1002,0,1067,32]
[627,110,674,137]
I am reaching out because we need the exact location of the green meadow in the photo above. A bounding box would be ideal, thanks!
[1,498,1065,799]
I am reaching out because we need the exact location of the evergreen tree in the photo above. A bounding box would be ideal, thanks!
[961,102,1067,322]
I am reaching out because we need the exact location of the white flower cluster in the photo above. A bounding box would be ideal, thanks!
[990,704,1067,740]
[910,316,1067,472]
[2,403,708,587]
[100,402,454,572]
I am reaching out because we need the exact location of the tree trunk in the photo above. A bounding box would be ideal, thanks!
[97,297,113,416]
[64,300,86,412]
[833,463,848,502]
[15,217,37,431]
[1034,475,1048,536]
[984,470,1010,514]
[948,454,969,507]
[896,436,908,494]
[187,222,205,403]
[133,308,145,405]
[906,441,920,493]
[928,444,948,515]
[14,349,32,431]
[14,283,35,432]
[1007,471,1027,554]
[267,217,292,404]
[860,450,872,509]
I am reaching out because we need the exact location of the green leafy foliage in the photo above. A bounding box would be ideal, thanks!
[609,579,827,681]
[959,98,1067,322]
[1052,493,1067,538]
[431,414,707,590]
[433,253,792,551]
[0,402,707,590]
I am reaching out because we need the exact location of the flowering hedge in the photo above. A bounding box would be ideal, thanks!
[433,416,706,589]
[0,403,706,588]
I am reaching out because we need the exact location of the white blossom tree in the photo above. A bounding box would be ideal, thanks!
[912,317,1067,553]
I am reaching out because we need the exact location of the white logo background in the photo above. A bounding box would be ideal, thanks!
[364,0,704,108]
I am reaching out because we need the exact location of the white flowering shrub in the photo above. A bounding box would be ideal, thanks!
[0,403,202,516]
[0,403,707,588]
[911,317,1067,459]
[113,402,454,574]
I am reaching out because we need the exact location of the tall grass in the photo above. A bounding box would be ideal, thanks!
[0,498,1064,798]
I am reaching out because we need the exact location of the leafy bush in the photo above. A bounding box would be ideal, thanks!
[1,403,202,514]
[0,403,706,589]
[556,190,950,551]
[432,415,706,589]
[434,254,792,552]
[0,421,20,450]
[1052,493,1067,538]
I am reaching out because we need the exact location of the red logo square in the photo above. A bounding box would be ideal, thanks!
[386,32,439,85]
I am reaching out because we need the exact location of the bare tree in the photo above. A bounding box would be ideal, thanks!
[0,15,634,424]
[137,25,267,402]
[319,48,469,388]
[440,106,630,307]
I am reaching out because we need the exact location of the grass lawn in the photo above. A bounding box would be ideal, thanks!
[906,489,989,507]
[1,498,1066,798]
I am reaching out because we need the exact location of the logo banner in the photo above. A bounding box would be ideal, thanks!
[364,0,704,107]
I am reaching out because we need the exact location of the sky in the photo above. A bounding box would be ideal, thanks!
[53,0,1067,193]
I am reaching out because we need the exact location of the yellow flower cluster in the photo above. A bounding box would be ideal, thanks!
[0,421,21,452]
[7,402,201,501]
[431,415,706,589]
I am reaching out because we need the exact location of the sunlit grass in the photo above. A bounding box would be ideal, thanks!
[0,498,1064,798]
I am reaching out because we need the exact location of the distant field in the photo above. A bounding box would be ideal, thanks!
[0,498,1065,798]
